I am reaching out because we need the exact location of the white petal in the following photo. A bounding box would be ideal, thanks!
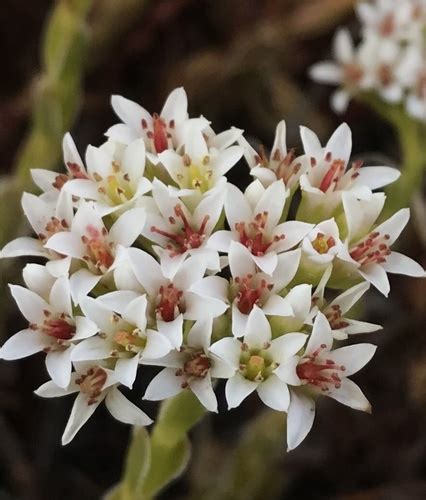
[207,230,234,252]
[309,62,342,84]
[274,356,301,386]
[359,263,390,296]
[35,378,79,398]
[109,208,146,247]
[225,373,258,409]
[326,378,371,412]
[97,290,141,315]
[70,269,101,305]
[262,295,293,317]
[287,390,315,451]
[283,284,312,323]
[245,306,271,347]
[143,330,173,359]
[111,95,151,131]
[114,355,140,388]
[106,386,152,425]
[46,349,72,388]
[251,252,278,276]
[270,333,307,360]
[63,179,100,200]
[373,208,409,246]
[225,184,252,229]
[0,329,46,360]
[330,281,370,314]
[256,374,290,411]
[229,241,256,278]
[143,368,183,400]
[300,127,321,156]
[105,123,139,144]
[324,123,352,166]
[1,237,47,258]
[49,277,72,316]
[44,232,85,259]
[9,285,49,324]
[331,89,351,113]
[71,337,112,361]
[209,337,241,367]
[62,392,103,445]
[273,249,302,291]
[122,295,148,332]
[73,316,99,341]
[333,28,354,63]
[187,317,213,350]
[189,374,217,412]
[22,263,55,298]
[231,302,249,338]
[353,166,400,190]
[190,275,229,303]
[328,343,376,377]
[160,87,188,122]
[273,221,313,252]
[381,252,424,277]
[156,316,183,350]
[127,248,162,295]
[305,312,333,356]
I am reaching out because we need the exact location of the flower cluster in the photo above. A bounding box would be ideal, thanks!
[1,87,423,450]
[310,0,426,121]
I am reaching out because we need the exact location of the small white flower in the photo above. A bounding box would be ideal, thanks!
[44,201,146,303]
[311,265,382,340]
[297,123,400,222]
[208,180,313,275]
[238,120,307,190]
[210,307,307,411]
[0,277,98,388]
[276,313,376,450]
[31,133,89,198]
[106,87,192,156]
[142,179,224,278]
[335,193,425,296]
[72,296,172,388]
[143,317,234,412]
[35,362,152,445]
[158,122,243,201]
[63,138,151,215]
[191,241,299,337]
[1,190,73,277]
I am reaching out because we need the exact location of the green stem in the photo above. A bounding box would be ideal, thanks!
[357,93,426,219]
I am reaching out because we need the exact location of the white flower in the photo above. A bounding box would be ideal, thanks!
[311,265,382,340]
[191,241,299,337]
[1,190,73,277]
[158,121,243,197]
[397,45,426,121]
[44,201,146,303]
[309,29,376,112]
[276,313,376,450]
[210,307,307,411]
[31,133,89,198]
[35,362,152,445]
[238,120,307,189]
[298,218,346,281]
[106,87,191,155]
[0,277,98,388]
[72,296,172,388]
[97,249,228,348]
[143,317,234,412]
[142,179,224,278]
[334,192,425,296]
[62,138,151,215]
[208,180,313,275]
[297,123,400,222]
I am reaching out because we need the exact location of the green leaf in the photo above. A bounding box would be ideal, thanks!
[122,427,152,496]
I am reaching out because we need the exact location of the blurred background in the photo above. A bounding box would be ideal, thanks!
[0,1,425,499]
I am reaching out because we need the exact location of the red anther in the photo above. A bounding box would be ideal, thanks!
[310,157,317,167]
[152,114,168,153]
[319,159,345,193]
[83,225,114,270]
[297,345,346,391]
[235,275,271,314]
[156,283,184,322]
[349,232,391,266]
[150,205,209,256]
[76,367,107,405]
[325,151,332,162]
[141,119,148,129]
[67,162,88,179]
[235,212,283,257]
[42,318,75,340]
[379,13,395,37]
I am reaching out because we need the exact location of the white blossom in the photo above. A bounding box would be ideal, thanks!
[35,362,152,445]
[210,307,307,411]
[0,277,98,388]
[144,317,234,412]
